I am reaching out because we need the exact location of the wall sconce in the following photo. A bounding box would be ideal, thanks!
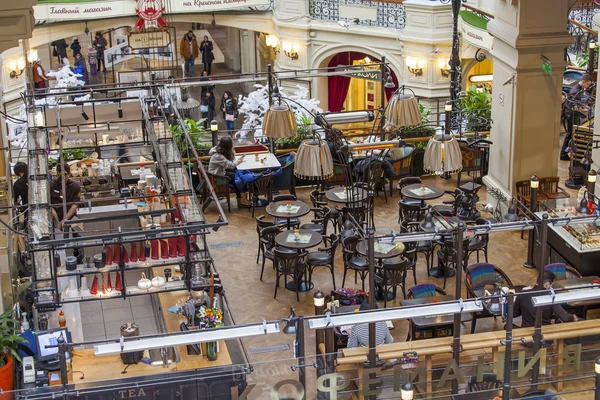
[265,34,279,55]
[282,41,299,60]
[438,58,450,77]
[406,56,424,76]
[8,58,26,79]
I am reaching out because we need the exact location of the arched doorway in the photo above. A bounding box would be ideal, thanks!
[327,51,399,112]
[463,58,494,92]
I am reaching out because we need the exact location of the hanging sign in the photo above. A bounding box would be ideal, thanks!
[335,67,382,81]
[458,11,494,51]
[128,30,171,49]
[135,0,166,31]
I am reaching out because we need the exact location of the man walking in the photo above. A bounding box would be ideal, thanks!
[180,30,199,77]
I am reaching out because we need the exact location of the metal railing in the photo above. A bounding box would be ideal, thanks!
[308,0,406,29]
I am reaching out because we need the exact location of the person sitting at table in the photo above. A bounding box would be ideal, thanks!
[513,271,579,328]
[347,301,393,348]
[207,137,243,206]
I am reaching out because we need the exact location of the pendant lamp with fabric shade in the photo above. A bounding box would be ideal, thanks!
[423,134,462,175]
[385,93,421,128]
[294,139,334,180]
[262,103,297,139]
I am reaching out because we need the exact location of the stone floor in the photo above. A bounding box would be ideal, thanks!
[202,149,596,398]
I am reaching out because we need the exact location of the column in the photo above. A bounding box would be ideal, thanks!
[483,0,573,200]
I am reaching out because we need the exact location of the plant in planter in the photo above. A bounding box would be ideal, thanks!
[170,118,209,155]
[397,104,436,139]
[456,87,492,132]
[197,306,224,361]
[0,310,25,394]
[275,114,313,150]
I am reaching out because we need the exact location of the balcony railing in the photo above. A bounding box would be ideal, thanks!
[309,0,406,29]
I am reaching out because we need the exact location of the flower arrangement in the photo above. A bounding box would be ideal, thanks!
[197,306,224,329]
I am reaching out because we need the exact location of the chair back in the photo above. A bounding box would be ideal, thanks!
[273,158,295,192]
[256,215,275,235]
[365,160,385,187]
[544,263,567,281]
[379,258,408,286]
[473,217,490,244]
[392,144,416,178]
[407,283,440,299]
[399,201,426,224]
[310,189,326,207]
[539,177,560,194]
[441,238,470,269]
[327,163,349,186]
[466,263,496,290]
[341,235,360,262]
[398,177,422,200]
[467,373,502,393]
[515,180,532,199]
[460,144,484,174]
[273,248,308,275]
[260,225,281,251]
[273,194,297,202]
[253,173,273,201]
[207,173,230,197]
[322,234,339,260]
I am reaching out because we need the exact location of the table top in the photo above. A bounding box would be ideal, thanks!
[401,183,446,200]
[235,153,281,171]
[356,239,405,259]
[275,229,323,250]
[325,186,368,204]
[473,286,527,316]
[459,182,482,193]
[400,295,472,327]
[265,200,311,219]
[420,215,462,232]
[555,276,600,307]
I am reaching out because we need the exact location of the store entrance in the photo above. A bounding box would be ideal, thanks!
[327,51,398,113]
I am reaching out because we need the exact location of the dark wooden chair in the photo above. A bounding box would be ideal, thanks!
[203,172,232,213]
[389,144,416,197]
[466,217,490,264]
[436,238,470,289]
[407,284,447,299]
[365,160,387,202]
[465,263,513,333]
[256,215,276,264]
[273,248,308,302]
[539,177,570,200]
[259,225,281,281]
[273,157,297,197]
[569,128,593,188]
[326,162,349,187]
[466,373,502,393]
[401,220,435,276]
[341,235,369,290]
[307,234,339,290]
[432,189,462,217]
[543,263,582,280]
[376,258,408,307]
[398,176,422,206]
[457,144,485,186]
[250,172,273,217]
[398,200,427,225]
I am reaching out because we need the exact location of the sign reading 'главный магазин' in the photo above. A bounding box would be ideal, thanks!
[33,0,270,21]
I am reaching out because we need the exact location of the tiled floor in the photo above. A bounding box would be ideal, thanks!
[80,294,158,341]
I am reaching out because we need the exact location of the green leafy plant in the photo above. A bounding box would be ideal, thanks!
[0,310,24,366]
[576,47,598,68]
[456,86,492,132]
[414,141,429,150]
[170,118,210,155]
[276,117,314,149]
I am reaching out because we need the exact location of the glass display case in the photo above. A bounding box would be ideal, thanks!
[537,198,600,276]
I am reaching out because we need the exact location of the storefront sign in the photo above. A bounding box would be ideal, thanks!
[135,0,166,31]
[34,0,270,21]
[336,67,382,81]
[458,12,494,51]
[129,31,171,49]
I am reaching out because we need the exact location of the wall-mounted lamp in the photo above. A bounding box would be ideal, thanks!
[438,58,450,77]
[8,58,26,79]
[265,34,279,55]
[406,56,424,76]
[282,41,299,60]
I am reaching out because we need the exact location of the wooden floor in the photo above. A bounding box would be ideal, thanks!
[201,148,598,398]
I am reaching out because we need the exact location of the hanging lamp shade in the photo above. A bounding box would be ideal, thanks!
[423,134,462,175]
[294,139,334,180]
[262,104,297,139]
[385,93,421,128]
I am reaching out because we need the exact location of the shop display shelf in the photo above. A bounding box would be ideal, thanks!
[56,256,187,277]
[59,279,189,303]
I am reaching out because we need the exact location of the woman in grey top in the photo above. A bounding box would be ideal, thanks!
[208,137,242,198]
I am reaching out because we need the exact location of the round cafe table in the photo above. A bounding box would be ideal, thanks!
[401,183,445,201]
[274,229,323,292]
[325,186,368,204]
[356,239,405,301]
[265,200,311,230]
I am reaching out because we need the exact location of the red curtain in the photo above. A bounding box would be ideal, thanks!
[327,52,398,112]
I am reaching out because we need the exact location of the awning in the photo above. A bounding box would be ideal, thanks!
[458,10,494,51]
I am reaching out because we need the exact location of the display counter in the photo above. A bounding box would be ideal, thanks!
[536,198,600,276]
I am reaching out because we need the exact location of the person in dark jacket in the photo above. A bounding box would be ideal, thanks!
[221,91,237,136]
[92,31,108,72]
[70,37,81,58]
[202,90,216,129]
[51,39,69,64]
[560,73,594,160]
[180,30,199,77]
[513,271,579,328]
[13,162,28,228]
[200,35,214,75]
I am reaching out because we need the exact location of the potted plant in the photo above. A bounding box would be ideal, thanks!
[456,87,492,132]
[411,141,429,176]
[170,118,209,155]
[0,310,24,396]
[197,306,224,361]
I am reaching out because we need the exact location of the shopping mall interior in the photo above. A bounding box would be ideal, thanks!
[0,0,599,399]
